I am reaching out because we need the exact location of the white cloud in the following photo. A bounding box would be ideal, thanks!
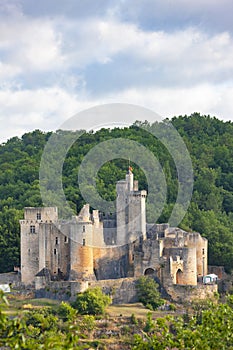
[0,61,21,80]
[57,19,233,85]
[0,86,80,141]
[1,82,233,143]
[1,12,233,86]
[0,3,233,143]
[0,15,64,78]
[116,84,233,122]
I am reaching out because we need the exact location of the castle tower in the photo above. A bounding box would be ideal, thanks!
[116,168,147,245]
[69,204,95,280]
[116,178,128,246]
[20,207,58,285]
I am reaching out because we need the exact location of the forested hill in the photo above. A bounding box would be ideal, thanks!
[0,113,233,273]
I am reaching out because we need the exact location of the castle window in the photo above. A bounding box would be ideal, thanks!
[37,212,41,220]
[82,225,85,233]
[83,238,86,246]
[64,236,68,243]
[54,248,57,255]
[30,225,35,233]
[202,248,205,255]
[28,248,30,254]
[55,237,59,245]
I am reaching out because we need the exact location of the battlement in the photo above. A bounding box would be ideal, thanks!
[23,207,58,222]
[20,169,209,302]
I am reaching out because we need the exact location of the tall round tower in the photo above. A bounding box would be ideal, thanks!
[69,204,95,280]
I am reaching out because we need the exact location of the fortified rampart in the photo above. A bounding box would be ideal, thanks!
[20,169,212,302]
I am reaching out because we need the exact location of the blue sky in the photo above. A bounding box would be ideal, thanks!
[0,0,233,142]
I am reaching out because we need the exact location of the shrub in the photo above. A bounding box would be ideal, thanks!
[136,276,164,310]
[143,312,154,333]
[169,304,176,311]
[130,313,138,325]
[77,315,95,336]
[57,301,77,322]
[24,308,58,332]
[72,287,111,315]
[226,294,233,308]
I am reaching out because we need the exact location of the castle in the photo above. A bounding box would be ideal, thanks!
[20,169,210,300]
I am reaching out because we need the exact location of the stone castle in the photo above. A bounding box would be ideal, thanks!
[20,169,211,301]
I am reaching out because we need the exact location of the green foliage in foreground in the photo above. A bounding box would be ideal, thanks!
[0,292,97,349]
[133,302,233,350]
[72,287,111,315]
[136,276,164,310]
[57,300,77,322]
[2,292,233,349]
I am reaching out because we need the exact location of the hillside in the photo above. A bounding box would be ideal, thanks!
[0,113,233,272]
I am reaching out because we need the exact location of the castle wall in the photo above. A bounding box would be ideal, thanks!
[167,247,197,286]
[133,239,161,277]
[23,207,58,222]
[35,280,89,300]
[93,245,132,280]
[20,219,40,284]
[20,207,58,285]
[39,223,70,278]
[89,277,138,304]
[116,180,128,246]
[92,220,105,248]
[116,171,147,246]
[128,191,147,243]
[69,221,95,280]
[103,217,117,245]
[20,171,209,299]
[166,284,218,303]
[187,233,208,277]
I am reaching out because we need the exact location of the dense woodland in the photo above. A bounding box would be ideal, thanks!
[0,113,233,273]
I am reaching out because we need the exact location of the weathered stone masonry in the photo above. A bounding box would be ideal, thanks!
[20,169,214,301]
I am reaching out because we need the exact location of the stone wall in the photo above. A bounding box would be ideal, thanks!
[93,245,132,280]
[188,232,208,276]
[39,223,70,279]
[89,277,138,304]
[34,277,218,305]
[35,281,88,300]
[20,207,58,285]
[134,239,161,277]
[34,278,138,304]
[166,284,218,303]
[0,272,21,286]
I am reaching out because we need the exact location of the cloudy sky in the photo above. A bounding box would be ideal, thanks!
[0,0,233,142]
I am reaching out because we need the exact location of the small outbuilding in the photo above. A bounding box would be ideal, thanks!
[0,284,11,293]
[203,273,218,284]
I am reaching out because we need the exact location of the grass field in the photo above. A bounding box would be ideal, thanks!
[1,295,182,350]
[4,294,177,320]
[107,302,172,318]
[3,296,60,315]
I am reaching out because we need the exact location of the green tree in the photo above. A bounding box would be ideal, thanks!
[136,276,164,310]
[56,301,77,322]
[72,287,111,315]
[133,301,233,349]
